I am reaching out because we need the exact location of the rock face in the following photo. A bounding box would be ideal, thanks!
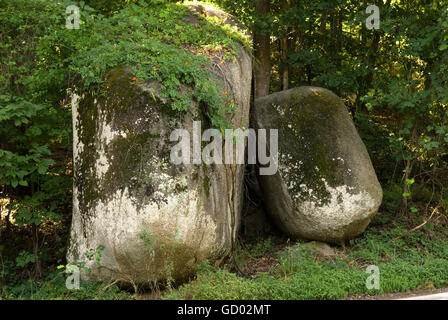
[253,87,382,244]
[67,5,252,286]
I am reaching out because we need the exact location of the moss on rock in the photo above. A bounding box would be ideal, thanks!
[253,86,383,244]
[68,3,252,287]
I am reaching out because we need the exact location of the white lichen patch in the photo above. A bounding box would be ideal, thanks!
[278,152,306,193]
[133,155,191,207]
[68,184,220,281]
[272,104,285,117]
[95,122,114,179]
[71,94,84,159]
[278,152,300,174]
[296,179,377,230]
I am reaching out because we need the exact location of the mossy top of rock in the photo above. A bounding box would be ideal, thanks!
[71,1,251,130]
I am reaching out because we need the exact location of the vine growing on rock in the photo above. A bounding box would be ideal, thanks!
[68,0,251,127]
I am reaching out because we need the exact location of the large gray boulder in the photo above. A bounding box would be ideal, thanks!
[67,4,252,286]
[253,87,383,244]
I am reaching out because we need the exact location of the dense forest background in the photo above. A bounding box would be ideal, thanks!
[1,0,448,299]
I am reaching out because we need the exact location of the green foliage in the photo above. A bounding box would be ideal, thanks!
[215,0,448,214]
[65,0,249,128]
[85,245,105,267]
[237,237,280,258]
[0,0,250,189]
[1,242,132,300]
[0,1,250,198]
[2,272,132,300]
[15,251,36,269]
[0,0,250,294]
[164,212,448,300]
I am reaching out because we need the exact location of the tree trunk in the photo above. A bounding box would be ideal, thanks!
[254,0,271,98]
[280,0,289,91]
[280,38,289,91]
[400,121,418,214]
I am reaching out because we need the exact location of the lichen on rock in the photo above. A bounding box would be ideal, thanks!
[252,86,383,244]
[67,3,252,287]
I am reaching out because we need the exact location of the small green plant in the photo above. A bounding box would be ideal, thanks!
[15,251,36,269]
[137,228,184,290]
[85,245,105,267]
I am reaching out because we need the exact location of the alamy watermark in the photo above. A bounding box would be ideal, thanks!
[366,5,380,30]
[65,264,80,290]
[170,121,279,176]
[66,5,80,29]
[366,265,380,290]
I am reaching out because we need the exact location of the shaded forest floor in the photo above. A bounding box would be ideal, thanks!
[2,206,448,300]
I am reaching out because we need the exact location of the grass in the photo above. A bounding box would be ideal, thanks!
[2,206,448,300]
[162,209,448,300]
[0,216,134,300]
[1,276,133,300]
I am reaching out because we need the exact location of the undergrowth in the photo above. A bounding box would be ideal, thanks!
[163,210,448,300]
